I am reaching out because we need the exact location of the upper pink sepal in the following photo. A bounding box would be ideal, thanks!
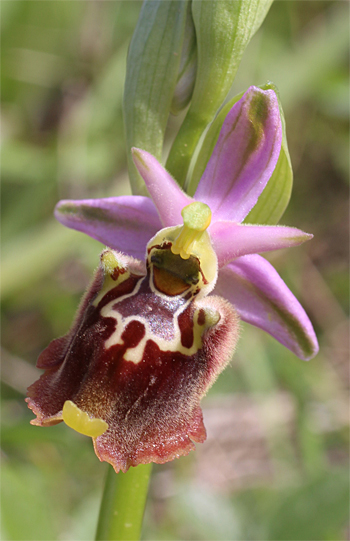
[194,86,282,222]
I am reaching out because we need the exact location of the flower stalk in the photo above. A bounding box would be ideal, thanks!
[96,464,152,541]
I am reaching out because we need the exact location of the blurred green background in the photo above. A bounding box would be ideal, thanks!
[1,1,349,540]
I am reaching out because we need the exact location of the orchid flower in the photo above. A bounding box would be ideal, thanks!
[26,86,318,473]
[55,86,319,361]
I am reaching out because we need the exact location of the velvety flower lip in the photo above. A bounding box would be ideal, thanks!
[55,86,319,360]
[27,224,241,472]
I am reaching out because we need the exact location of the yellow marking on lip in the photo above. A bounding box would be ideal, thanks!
[101,250,124,275]
[93,249,132,306]
[62,400,108,438]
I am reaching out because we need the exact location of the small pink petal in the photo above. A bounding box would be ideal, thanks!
[132,148,193,227]
[210,221,313,268]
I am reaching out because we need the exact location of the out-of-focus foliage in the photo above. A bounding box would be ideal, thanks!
[1,1,349,540]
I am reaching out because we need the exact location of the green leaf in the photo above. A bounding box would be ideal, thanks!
[166,0,274,187]
[123,0,189,195]
[189,82,292,225]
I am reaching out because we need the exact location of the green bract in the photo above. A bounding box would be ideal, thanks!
[166,0,274,186]
[123,0,188,195]
[170,2,197,115]
[189,83,293,225]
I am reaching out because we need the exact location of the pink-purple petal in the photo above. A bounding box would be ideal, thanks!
[194,86,282,222]
[215,254,319,360]
[55,196,161,259]
[132,148,193,227]
[210,221,313,268]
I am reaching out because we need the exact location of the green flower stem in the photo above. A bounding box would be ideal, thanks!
[95,463,152,541]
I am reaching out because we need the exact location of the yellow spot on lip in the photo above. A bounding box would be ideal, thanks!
[171,202,212,260]
[101,250,127,276]
[62,400,108,438]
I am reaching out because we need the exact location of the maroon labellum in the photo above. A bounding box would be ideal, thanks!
[27,203,240,472]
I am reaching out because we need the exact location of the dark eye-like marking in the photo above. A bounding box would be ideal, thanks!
[150,248,200,296]
[152,267,188,296]
[150,248,200,284]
